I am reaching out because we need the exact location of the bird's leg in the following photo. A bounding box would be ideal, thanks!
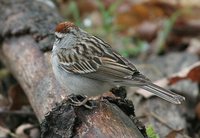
[68,95,89,106]
[68,94,94,109]
[68,94,88,106]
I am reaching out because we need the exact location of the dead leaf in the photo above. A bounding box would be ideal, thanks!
[175,0,200,7]
[0,94,11,111]
[76,0,97,15]
[15,124,40,138]
[0,125,17,137]
[195,102,200,120]
[135,61,200,98]
[8,84,30,110]
[165,129,183,138]
[116,1,176,33]
[187,38,200,55]
[173,18,200,37]
[135,21,160,41]
[168,61,200,84]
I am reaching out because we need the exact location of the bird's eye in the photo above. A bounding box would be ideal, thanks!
[55,35,62,41]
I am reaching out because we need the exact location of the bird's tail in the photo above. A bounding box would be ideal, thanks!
[139,82,185,104]
[124,73,185,104]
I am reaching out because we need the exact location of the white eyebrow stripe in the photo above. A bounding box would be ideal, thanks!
[55,32,64,38]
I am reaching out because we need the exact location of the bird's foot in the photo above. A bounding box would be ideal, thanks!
[68,94,94,109]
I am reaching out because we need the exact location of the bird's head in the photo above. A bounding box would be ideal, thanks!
[53,21,80,50]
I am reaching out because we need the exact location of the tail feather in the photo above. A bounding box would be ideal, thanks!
[140,82,185,104]
[114,72,185,104]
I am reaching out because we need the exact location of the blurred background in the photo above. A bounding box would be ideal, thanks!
[0,0,200,137]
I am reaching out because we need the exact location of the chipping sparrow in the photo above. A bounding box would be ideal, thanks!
[51,22,185,104]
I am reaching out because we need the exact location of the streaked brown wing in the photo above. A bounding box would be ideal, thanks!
[57,46,101,74]
[58,36,141,83]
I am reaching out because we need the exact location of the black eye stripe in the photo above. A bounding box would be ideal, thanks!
[55,35,61,39]
[55,35,62,42]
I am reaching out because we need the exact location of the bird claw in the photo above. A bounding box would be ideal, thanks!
[68,94,94,109]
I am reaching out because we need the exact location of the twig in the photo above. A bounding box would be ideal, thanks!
[0,125,19,138]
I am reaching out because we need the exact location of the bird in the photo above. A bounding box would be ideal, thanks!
[51,21,185,105]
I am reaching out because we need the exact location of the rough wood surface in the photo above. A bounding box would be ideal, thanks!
[41,97,145,137]
[0,36,67,121]
[0,0,146,137]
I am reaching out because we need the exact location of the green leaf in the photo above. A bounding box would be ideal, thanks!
[146,125,160,138]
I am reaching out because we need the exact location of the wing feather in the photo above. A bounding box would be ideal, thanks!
[57,36,141,84]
